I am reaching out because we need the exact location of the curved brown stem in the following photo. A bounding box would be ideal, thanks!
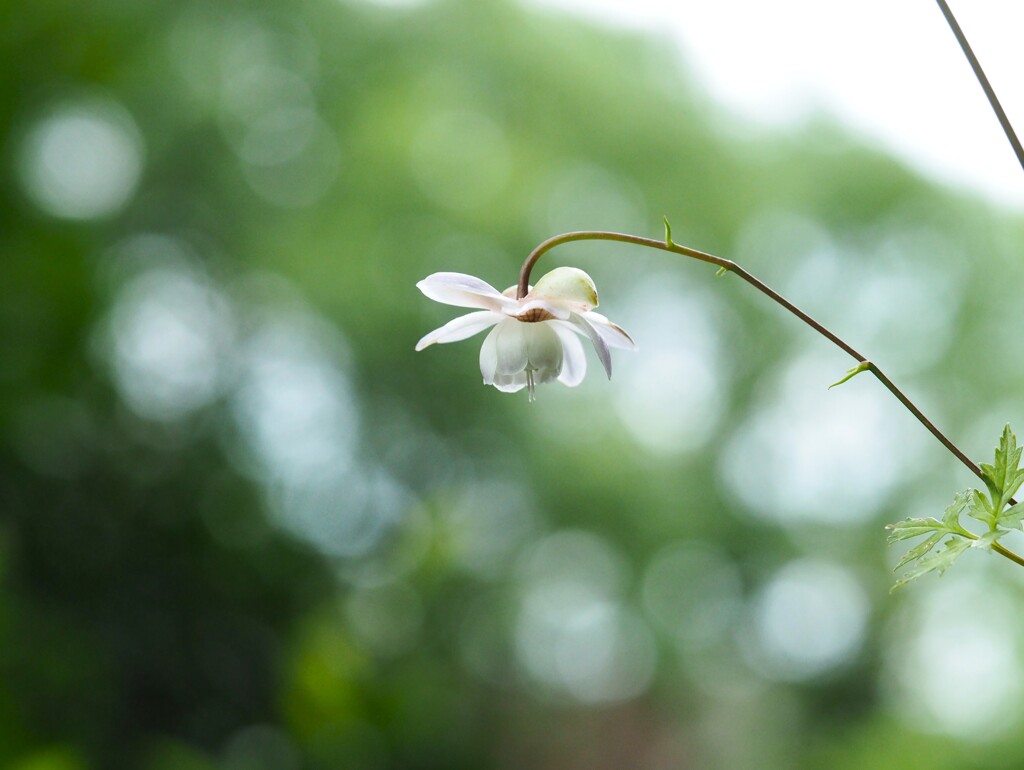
[518,229,1024,566]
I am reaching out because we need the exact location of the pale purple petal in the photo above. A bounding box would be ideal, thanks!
[567,312,612,379]
[417,272,515,312]
[584,310,637,350]
[415,310,503,351]
[551,323,587,387]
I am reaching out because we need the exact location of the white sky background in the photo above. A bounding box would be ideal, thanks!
[523,0,1024,210]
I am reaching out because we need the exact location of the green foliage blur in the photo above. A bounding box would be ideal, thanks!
[4,0,1024,768]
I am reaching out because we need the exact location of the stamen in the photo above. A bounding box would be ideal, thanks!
[527,369,536,402]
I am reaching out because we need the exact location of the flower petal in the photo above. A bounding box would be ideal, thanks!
[417,272,515,312]
[530,267,599,310]
[568,312,612,379]
[480,320,529,384]
[479,324,501,384]
[551,323,587,387]
[415,310,503,350]
[584,310,637,350]
[491,372,528,392]
[494,320,529,375]
[525,323,564,383]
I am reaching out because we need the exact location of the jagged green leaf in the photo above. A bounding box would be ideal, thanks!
[1000,503,1024,531]
[887,491,979,590]
[887,492,969,543]
[891,537,972,592]
[942,489,972,530]
[966,488,996,528]
[979,425,1024,511]
[895,531,944,570]
[886,518,946,543]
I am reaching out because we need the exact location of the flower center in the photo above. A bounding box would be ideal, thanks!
[515,308,557,323]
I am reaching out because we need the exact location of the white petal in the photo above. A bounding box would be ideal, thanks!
[480,320,529,384]
[551,323,587,387]
[524,323,564,380]
[417,272,515,312]
[415,310,503,350]
[568,312,612,379]
[479,324,501,384]
[491,372,528,392]
[493,320,528,375]
[584,310,637,350]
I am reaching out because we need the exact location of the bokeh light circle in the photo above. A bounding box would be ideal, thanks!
[18,96,144,220]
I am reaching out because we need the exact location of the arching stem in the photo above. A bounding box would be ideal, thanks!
[936,0,1024,176]
[518,229,1024,568]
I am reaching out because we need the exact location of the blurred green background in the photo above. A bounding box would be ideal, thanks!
[5,0,1024,768]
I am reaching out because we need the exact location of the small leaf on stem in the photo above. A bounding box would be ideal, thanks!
[829,361,871,390]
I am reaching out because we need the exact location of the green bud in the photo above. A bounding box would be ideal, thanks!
[531,266,599,310]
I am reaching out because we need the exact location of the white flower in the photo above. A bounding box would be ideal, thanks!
[415,266,636,400]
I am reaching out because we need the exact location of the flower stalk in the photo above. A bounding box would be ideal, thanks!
[419,0,1024,576]
[518,227,1024,569]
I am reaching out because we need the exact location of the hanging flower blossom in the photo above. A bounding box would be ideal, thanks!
[415,266,636,400]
